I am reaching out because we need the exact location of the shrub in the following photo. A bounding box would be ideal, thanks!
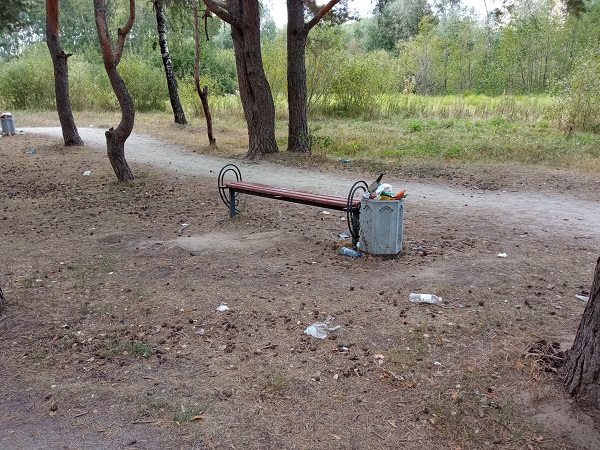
[558,51,600,133]
[118,54,168,112]
[0,44,54,110]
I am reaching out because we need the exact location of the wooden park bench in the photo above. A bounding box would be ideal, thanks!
[218,164,368,244]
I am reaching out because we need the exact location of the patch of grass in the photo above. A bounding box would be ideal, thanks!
[408,121,423,132]
[174,404,209,423]
[99,254,118,272]
[135,400,173,421]
[21,272,36,289]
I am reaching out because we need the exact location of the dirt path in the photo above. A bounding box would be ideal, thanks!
[25,127,600,247]
[3,127,600,449]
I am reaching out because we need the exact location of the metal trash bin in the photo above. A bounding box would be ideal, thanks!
[359,198,404,255]
[1,112,16,135]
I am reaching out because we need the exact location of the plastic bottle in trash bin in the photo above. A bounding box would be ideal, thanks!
[340,247,362,257]
[409,293,442,304]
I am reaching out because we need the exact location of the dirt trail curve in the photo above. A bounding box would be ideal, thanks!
[25,127,600,247]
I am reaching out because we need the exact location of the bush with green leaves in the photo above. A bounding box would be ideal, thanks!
[0,44,54,110]
[118,54,169,112]
[328,50,400,116]
[68,59,117,111]
[558,51,600,133]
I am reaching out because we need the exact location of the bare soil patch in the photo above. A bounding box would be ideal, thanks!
[1,129,599,449]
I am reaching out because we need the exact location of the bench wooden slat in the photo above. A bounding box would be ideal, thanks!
[226,181,360,210]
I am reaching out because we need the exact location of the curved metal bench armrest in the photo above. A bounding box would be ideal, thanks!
[347,181,368,245]
[218,164,242,209]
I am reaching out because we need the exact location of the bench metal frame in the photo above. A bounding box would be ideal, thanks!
[218,164,368,244]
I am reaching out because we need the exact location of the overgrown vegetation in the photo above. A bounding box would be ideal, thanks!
[1,0,599,134]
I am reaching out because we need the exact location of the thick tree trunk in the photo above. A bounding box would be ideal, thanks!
[231,2,278,159]
[46,0,83,147]
[94,0,135,181]
[564,256,600,409]
[153,0,187,125]
[286,0,310,153]
[203,0,278,159]
[286,0,340,153]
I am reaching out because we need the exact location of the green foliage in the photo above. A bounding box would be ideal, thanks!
[177,75,229,118]
[328,51,400,116]
[262,33,287,98]
[171,40,238,95]
[305,26,346,111]
[558,50,600,132]
[371,0,432,52]
[68,59,117,112]
[118,55,169,112]
[0,44,54,109]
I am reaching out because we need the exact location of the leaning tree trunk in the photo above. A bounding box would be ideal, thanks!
[94,0,135,181]
[46,0,84,146]
[153,0,187,125]
[564,256,600,409]
[286,0,310,153]
[193,2,215,147]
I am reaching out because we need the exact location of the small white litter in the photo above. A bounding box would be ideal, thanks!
[217,303,230,312]
[304,322,340,339]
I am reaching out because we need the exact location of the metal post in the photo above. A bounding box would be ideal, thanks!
[229,189,237,218]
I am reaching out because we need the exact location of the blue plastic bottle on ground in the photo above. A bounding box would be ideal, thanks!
[340,247,362,257]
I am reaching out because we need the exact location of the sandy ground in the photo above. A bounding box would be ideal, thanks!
[1,127,599,449]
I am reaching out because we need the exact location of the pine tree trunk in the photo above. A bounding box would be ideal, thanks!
[46,0,84,147]
[94,0,135,181]
[153,0,187,125]
[105,126,134,181]
[286,0,310,153]
[230,1,278,159]
[564,256,600,409]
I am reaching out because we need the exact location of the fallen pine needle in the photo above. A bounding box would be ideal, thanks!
[477,384,499,399]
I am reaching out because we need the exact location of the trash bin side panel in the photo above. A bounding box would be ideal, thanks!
[359,199,404,255]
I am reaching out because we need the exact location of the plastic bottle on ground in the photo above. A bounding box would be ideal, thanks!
[340,247,362,257]
[409,293,442,304]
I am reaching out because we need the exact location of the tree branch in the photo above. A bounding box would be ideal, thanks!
[115,0,136,65]
[306,0,341,31]
[202,0,240,28]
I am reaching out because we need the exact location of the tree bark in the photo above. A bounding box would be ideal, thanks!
[286,0,310,153]
[94,0,135,181]
[152,0,187,125]
[193,2,215,147]
[203,0,278,159]
[286,0,341,153]
[46,0,84,147]
[564,256,600,409]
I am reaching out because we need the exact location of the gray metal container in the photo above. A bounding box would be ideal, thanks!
[359,198,404,255]
[1,112,16,135]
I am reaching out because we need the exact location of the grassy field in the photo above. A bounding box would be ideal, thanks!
[12,95,600,176]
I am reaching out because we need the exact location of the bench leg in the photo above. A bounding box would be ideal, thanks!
[229,189,237,218]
